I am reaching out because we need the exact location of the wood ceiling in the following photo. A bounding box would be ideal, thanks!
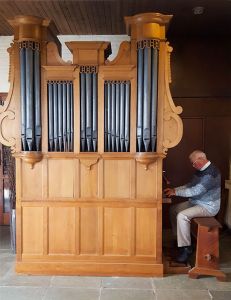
[0,0,231,37]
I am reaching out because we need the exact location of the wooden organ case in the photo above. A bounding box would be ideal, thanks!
[1,13,183,276]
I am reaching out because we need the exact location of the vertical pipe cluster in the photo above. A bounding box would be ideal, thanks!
[47,81,74,152]
[104,80,130,152]
[136,39,159,152]
[80,66,98,152]
[20,41,41,151]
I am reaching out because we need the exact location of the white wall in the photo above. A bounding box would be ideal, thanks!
[0,36,13,92]
[0,35,130,92]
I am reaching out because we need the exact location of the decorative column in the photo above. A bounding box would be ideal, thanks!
[125,13,183,159]
[7,16,50,167]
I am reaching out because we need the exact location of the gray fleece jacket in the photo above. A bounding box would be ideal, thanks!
[175,162,221,215]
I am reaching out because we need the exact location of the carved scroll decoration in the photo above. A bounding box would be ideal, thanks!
[0,44,16,153]
[162,43,183,154]
[46,42,72,66]
[105,41,131,65]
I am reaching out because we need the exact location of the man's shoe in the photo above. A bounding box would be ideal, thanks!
[176,246,193,263]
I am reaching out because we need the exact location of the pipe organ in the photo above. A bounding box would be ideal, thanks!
[1,13,183,276]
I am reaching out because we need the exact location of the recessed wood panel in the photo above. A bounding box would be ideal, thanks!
[80,161,98,198]
[48,159,74,198]
[104,160,131,198]
[80,207,99,254]
[136,163,157,198]
[135,208,157,256]
[104,207,131,255]
[48,207,76,254]
[22,207,44,254]
[22,162,43,199]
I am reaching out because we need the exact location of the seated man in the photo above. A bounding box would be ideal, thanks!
[164,150,221,263]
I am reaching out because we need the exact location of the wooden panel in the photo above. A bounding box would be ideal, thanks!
[79,50,98,64]
[80,161,98,198]
[135,208,157,256]
[48,159,74,198]
[174,98,231,118]
[48,207,75,254]
[171,38,231,98]
[104,160,131,198]
[22,207,44,254]
[204,116,231,184]
[80,207,99,254]
[136,163,157,198]
[22,161,43,199]
[104,207,131,255]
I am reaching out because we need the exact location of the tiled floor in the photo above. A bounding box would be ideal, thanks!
[0,226,231,300]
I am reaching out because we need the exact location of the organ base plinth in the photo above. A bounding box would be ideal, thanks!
[16,261,164,277]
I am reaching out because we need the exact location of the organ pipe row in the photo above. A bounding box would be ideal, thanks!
[20,41,41,151]
[104,81,130,152]
[47,81,74,152]
[20,41,159,153]
[137,40,159,152]
[80,66,98,152]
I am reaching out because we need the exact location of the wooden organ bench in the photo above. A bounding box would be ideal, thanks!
[189,217,226,281]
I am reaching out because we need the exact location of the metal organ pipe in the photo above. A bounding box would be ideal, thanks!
[115,83,120,152]
[34,45,41,151]
[53,82,58,151]
[143,47,151,152]
[48,83,54,151]
[62,84,67,151]
[80,66,98,152]
[125,82,130,152]
[104,80,130,152]
[104,84,108,151]
[20,46,26,151]
[25,44,34,151]
[136,40,159,152]
[80,73,86,151]
[20,41,41,151]
[137,47,144,152]
[58,83,63,151]
[66,81,71,151]
[47,81,74,152]
[105,83,112,152]
[111,83,116,152]
[151,47,158,152]
[70,83,74,152]
[92,73,97,152]
[119,83,125,152]
[86,73,92,151]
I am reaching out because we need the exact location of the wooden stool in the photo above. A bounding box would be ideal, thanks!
[188,217,226,281]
